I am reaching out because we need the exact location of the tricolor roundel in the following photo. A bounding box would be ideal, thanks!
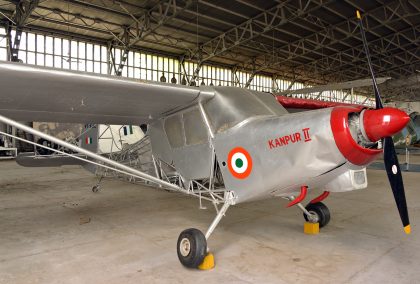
[227,147,253,179]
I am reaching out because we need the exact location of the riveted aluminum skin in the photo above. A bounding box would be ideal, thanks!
[213,108,350,203]
[149,120,174,165]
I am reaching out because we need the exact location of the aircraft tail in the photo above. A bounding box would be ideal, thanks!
[16,123,98,168]
[80,124,100,173]
[80,124,99,152]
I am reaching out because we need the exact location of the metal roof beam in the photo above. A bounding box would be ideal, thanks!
[104,0,193,76]
[304,27,420,79]
[329,50,420,79]
[10,0,39,61]
[29,4,124,30]
[122,0,193,47]
[323,2,420,65]
[319,41,419,79]
[55,0,145,18]
[180,0,410,82]
[239,0,415,79]
[188,0,330,83]
[346,0,419,48]
[297,24,419,74]
[1,9,310,83]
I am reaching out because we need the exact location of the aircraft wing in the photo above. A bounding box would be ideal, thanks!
[0,61,211,124]
[276,77,390,96]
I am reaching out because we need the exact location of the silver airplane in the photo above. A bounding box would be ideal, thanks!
[0,11,412,269]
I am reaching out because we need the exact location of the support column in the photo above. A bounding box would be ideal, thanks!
[8,0,39,152]
[15,122,34,152]
[0,123,6,147]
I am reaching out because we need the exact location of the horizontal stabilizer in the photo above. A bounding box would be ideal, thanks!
[16,152,87,167]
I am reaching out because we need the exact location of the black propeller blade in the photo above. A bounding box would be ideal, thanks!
[356,10,410,234]
[356,11,383,110]
[383,137,410,232]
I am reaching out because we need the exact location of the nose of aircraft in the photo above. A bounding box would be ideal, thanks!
[362,107,410,142]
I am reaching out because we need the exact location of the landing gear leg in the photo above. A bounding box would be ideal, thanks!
[286,195,318,223]
[92,176,103,193]
[205,201,230,239]
[177,193,234,269]
[286,194,330,227]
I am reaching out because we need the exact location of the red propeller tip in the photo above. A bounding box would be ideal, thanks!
[362,107,410,142]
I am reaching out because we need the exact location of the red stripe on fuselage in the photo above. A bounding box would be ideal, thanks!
[277,96,361,110]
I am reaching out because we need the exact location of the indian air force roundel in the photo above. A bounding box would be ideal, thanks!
[227,147,253,179]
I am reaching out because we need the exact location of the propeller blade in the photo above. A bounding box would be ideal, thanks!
[383,136,410,234]
[357,11,410,234]
[356,10,383,109]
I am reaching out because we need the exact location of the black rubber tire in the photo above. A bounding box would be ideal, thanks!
[303,202,331,228]
[177,228,207,268]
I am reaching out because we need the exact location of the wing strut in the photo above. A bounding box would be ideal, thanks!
[0,114,182,192]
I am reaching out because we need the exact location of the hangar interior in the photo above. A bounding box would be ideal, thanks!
[0,0,419,283]
[0,0,418,102]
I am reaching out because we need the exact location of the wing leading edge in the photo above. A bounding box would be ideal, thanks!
[0,61,212,124]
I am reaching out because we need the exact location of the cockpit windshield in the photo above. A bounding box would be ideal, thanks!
[203,87,287,133]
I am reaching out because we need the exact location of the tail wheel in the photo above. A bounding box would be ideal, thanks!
[36,138,55,155]
[92,185,100,193]
[177,228,207,268]
[303,202,331,228]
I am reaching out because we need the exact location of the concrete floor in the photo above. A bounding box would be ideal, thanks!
[0,157,419,284]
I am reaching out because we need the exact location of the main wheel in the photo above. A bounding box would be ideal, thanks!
[303,202,330,228]
[177,228,207,268]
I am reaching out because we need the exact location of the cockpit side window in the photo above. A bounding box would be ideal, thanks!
[164,114,185,148]
[183,108,208,146]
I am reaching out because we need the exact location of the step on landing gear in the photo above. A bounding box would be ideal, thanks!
[177,193,234,270]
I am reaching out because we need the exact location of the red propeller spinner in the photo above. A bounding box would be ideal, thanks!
[361,107,411,142]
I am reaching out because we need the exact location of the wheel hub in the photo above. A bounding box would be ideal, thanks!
[179,237,191,257]
[307,210,319,223]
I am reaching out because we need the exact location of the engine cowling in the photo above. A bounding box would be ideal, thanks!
[330,106,410,166]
